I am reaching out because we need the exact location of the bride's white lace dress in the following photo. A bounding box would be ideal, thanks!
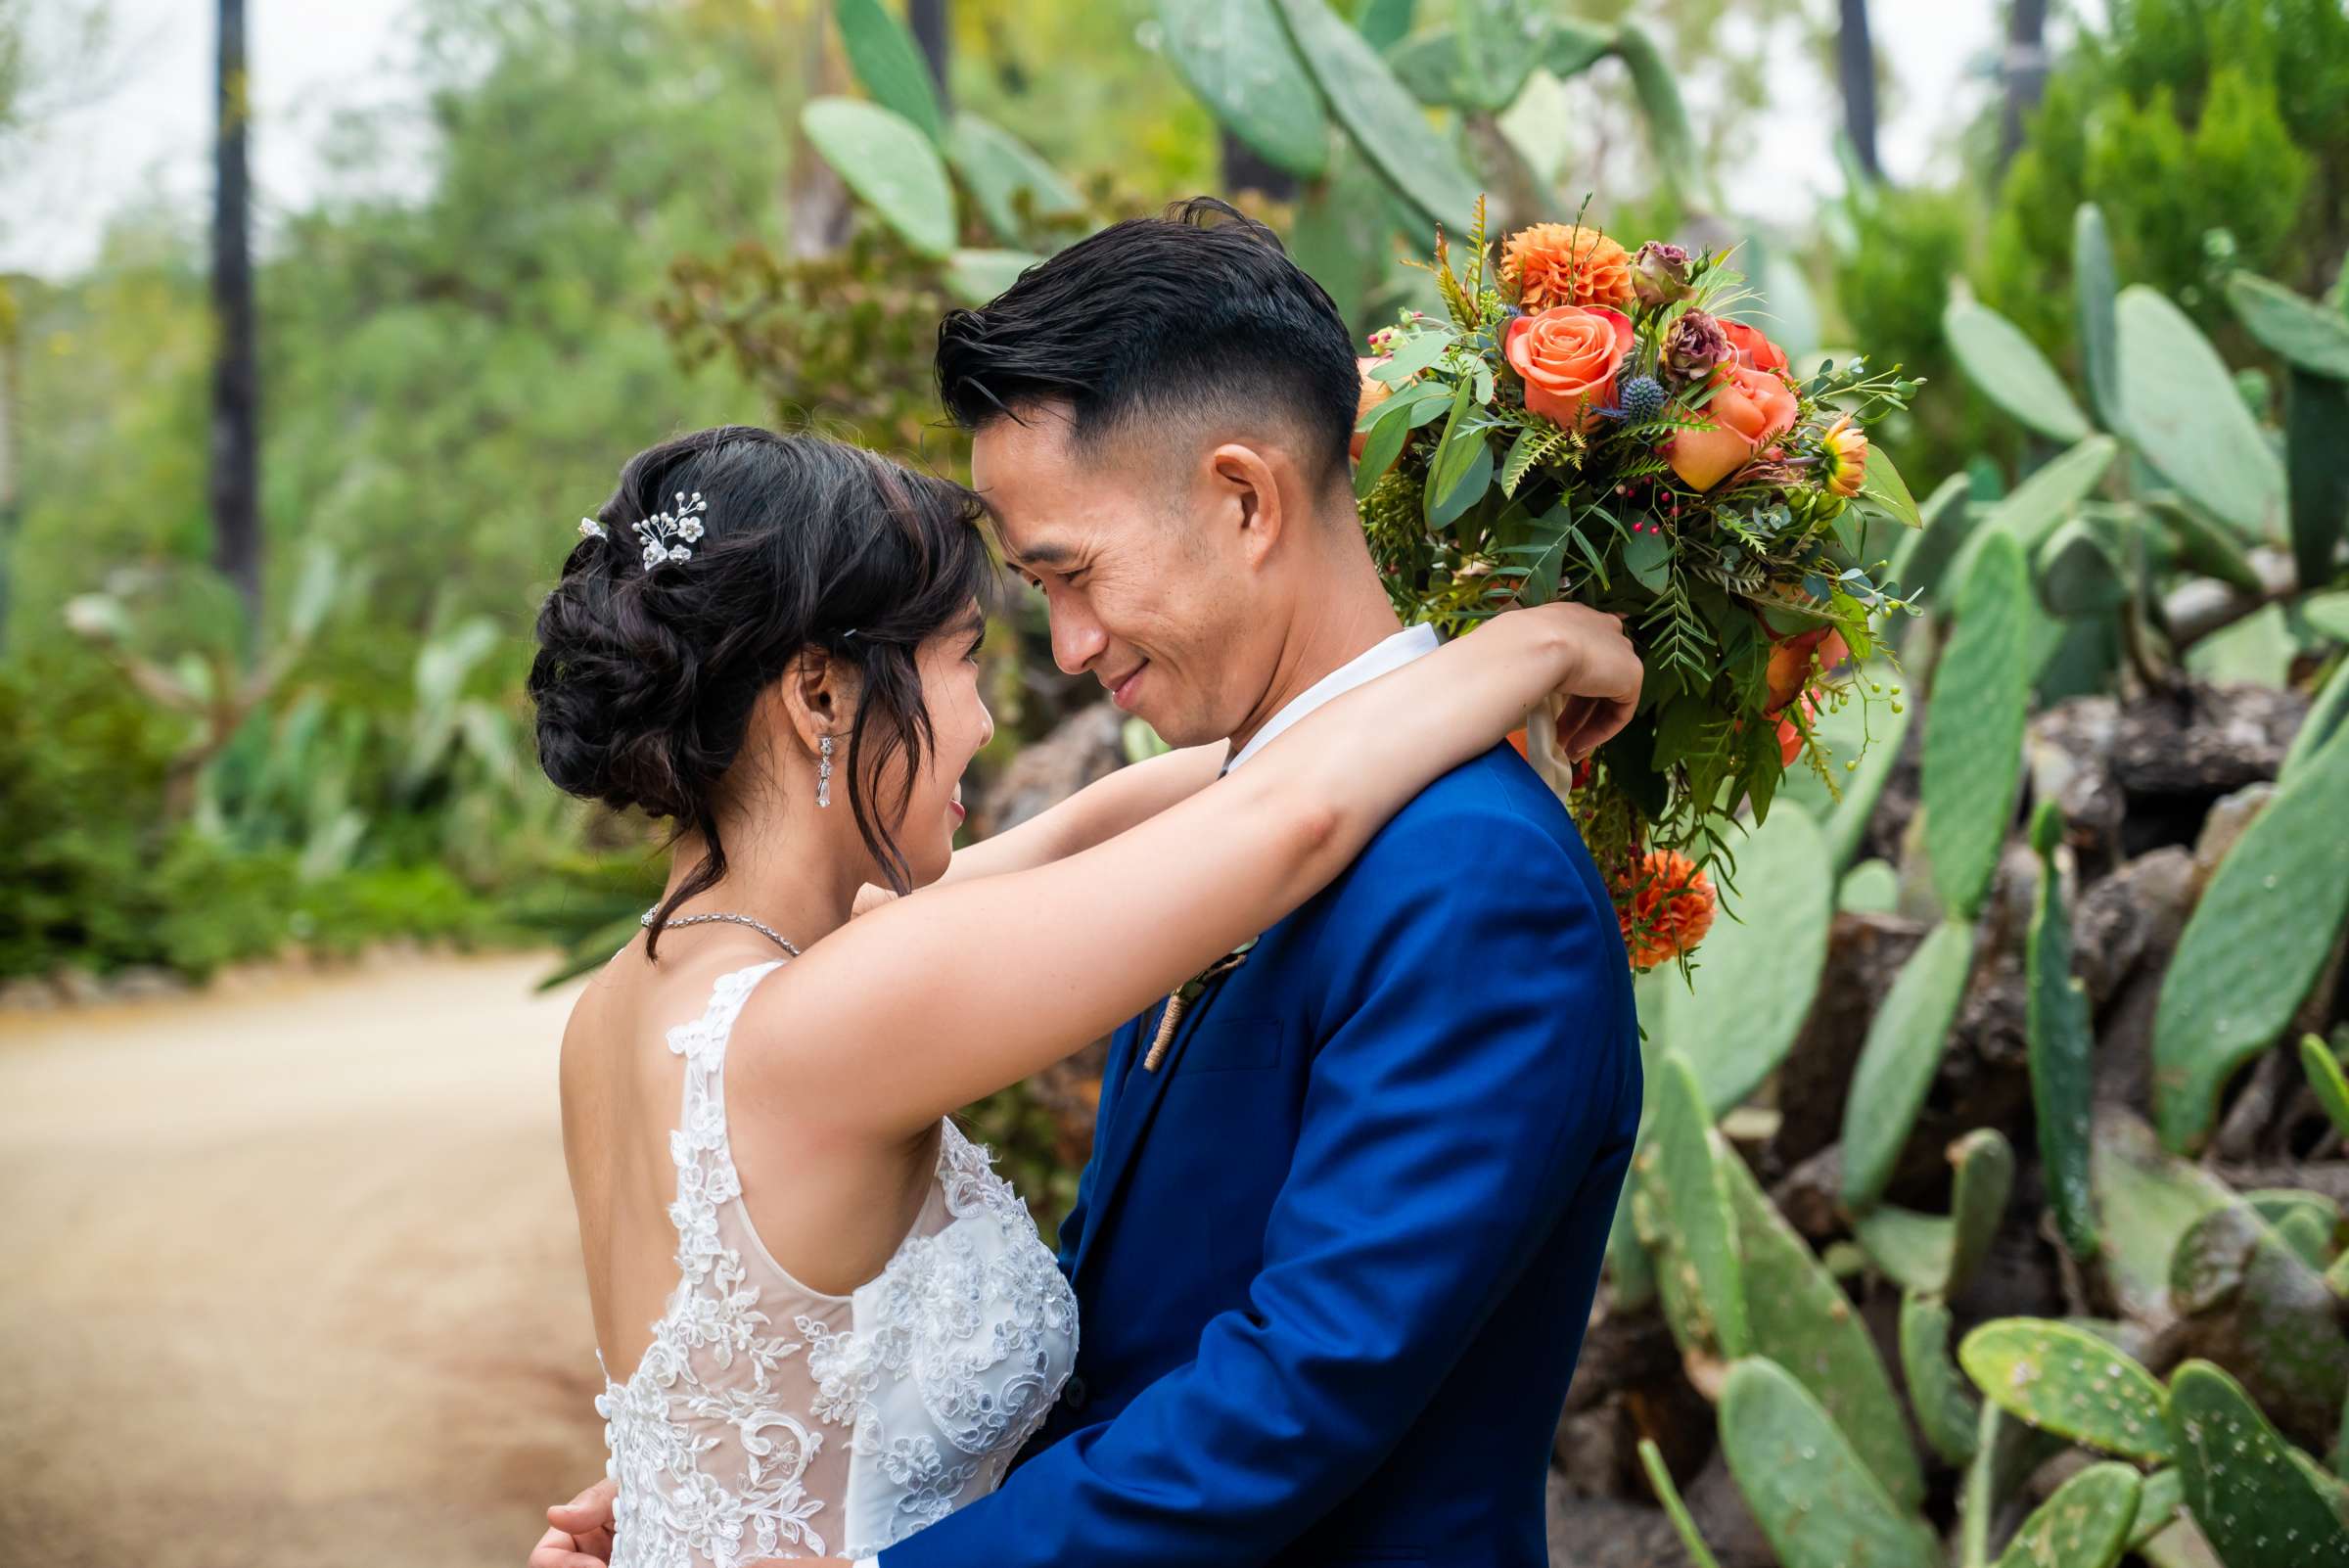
[596,960,1079,1565]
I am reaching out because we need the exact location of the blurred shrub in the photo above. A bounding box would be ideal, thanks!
[1981,0,2345,353]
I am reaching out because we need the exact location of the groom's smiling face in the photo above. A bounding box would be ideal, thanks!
[972,402,1290,750]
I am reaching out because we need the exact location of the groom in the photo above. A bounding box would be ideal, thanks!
[535,198,1641,1567]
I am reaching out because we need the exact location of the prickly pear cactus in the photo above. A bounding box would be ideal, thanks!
[1855,1129,2013,1295]
[1958,1318,2174,1464]
[2092,1108,2234,1321]
[1639,1051,1749,1359]
[1921,530,2033,919]
[2129,1468,2186,1552]
[2302,1034,2349,1144]
[1721,1140,1925,1506]
[2154,723,2349,1153]
[1900,1290,1981,1466]
[1636,1438,1725,1568]
[2167,1359,2349,1565]
[1842,917,1978,1210]
[1948,1127,2015,1293]
[1717,1357,1942,1568]
[2171,1201,2349,1452]
[1992,1461,2142,1568]
[1659,802,1834,1116]
[2027,801,2099,1259]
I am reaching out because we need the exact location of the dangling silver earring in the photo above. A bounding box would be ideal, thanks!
[816,734,834,808]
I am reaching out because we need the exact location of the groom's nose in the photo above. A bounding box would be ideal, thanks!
[1048,600,1107,676]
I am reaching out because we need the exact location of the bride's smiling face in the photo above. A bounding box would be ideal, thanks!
[885,606,995,887]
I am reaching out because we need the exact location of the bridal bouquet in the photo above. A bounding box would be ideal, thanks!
[1353,204,1924,973]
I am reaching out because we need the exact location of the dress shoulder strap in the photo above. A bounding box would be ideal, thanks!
[662,960,787,1255]
[664,959,789,1065]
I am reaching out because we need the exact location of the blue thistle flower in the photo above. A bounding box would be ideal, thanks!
[1621,375,1667,424]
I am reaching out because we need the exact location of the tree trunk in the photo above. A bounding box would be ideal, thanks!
[0,288,19,640]
[1220,131,1297,203]
[210,0,262,630]
[1998,0,2051,171]
[786,0,854,259]
[909,0,949,105]
[1834,0,1881,183]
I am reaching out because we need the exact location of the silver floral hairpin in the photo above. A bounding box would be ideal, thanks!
[576,492,709,572]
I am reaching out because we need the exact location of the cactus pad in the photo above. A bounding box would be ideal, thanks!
[2167,1359,2349,1564]
[1842,918,1978,1211]
[1722,1142,1925,1506]
[1922,530,2033,918]
[1958,1318,2174,1464]
[1855,1129,2014,1295]
[1641,1051,1749,1358]
[2302,1034,2349,1145]
[2027,801,2099,1259]
[2092,1108,2234,1321]
[1992,1461,2142,1568]
[2154,723,2349,1153]
[1900,1290,1981,1466]
[1717,1358,1942,1568]
[2129,1468,2186,1551]
[1661,801,1834,1115]
[2170,1201,2349,1451]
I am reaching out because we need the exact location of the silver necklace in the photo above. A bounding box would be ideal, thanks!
[642,905,803,957]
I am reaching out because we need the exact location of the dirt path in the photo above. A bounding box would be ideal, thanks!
[0,953,609,1568]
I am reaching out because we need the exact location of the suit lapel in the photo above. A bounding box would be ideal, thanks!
[1068,990,1203,1282]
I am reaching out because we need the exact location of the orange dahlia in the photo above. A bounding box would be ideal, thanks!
[1615,850,1718,971]
[1501,224,1634,313]
[1819,412,1869,499]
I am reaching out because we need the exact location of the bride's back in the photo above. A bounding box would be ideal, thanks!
[556,945,1076,1564]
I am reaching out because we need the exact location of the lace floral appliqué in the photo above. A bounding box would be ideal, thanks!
[597,962,1077,1566]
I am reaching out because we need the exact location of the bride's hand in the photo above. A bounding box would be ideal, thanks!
[1484,602,1641,761]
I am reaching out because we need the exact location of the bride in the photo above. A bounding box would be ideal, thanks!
[530,424,1637,1566]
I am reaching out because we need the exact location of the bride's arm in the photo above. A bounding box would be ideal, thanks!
[745,603,1637,1136]
[933,741,1228,884]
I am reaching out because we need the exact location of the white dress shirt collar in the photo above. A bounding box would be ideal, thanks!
[1221,623,1441,774]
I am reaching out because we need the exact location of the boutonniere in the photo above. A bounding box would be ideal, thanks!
[1142,937,1258,1072]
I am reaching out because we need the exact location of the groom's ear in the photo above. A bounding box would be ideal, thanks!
[1206,440,1287,568]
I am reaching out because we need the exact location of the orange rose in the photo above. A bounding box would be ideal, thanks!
[1502,224,1634,312]
[1764,626,1849,714]
[1504,305,1634,432]
[1775,689,1819,767]
[1721,320,1790,376]
[1666,364,1799,490]
[1351,356,1393,461]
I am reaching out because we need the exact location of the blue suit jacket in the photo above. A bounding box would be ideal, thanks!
[885,744,1643,1567]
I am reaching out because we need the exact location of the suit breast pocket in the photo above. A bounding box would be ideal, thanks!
[1179,1016,1284,1074]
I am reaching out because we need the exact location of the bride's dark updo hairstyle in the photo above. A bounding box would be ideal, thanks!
[530,425,992,956]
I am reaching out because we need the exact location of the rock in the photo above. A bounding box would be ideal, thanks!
[970,702,1126,839]
[1678,1448,1779,1568]
[2191,782,2275,887]
[2108,681,2306,856]
[1561,1295,1681,1414]
[1768,911,1927,1175]
[1544,1478,1704,1567]
[1771,1143,1846,1241]
[2072,848,2196,1011]
[1551,1406,1633,1499]
[108,966,189,1004]
[0,978,59,1012]
[51,968,106,1006]
[2027,695,2126,873]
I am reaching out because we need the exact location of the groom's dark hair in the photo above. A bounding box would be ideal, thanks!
[935,196,1359,487]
